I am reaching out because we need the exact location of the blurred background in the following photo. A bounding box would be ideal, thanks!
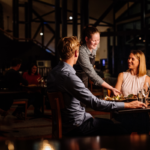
[0,0,150,78]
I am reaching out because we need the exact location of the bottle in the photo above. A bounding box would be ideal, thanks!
[41,77,44,87]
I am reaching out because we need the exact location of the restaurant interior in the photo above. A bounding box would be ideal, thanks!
[0,0,150,150]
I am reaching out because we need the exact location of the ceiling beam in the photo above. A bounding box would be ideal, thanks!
[46,35,55,47]
[93,3,114,27]
[33,23,42,39]
[33,0,55,7]
[32,10,55,21]
[100,29,150,36]
[32,9,55,34]
[116,1,138,22]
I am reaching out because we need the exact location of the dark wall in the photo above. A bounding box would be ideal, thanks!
[0,3,4,29]
[0,32,54,71]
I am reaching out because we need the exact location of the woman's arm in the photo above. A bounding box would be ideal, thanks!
[78,46,104,86]
[145,75,150,85]
[115,73,123,92]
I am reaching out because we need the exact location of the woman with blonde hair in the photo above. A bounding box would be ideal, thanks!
[115,50,150,134]
[115,50,150,96]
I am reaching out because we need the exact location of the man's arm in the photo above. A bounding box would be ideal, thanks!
[17,73,28,86]
[59,73,124,111]
[59,73,147,111]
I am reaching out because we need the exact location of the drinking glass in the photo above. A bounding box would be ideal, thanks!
[141,82,149,104]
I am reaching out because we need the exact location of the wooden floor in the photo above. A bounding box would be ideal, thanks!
[0,105,111,140]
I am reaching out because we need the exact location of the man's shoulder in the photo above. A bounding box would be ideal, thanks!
[5,69,17,75]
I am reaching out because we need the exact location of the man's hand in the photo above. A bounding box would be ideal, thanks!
[111,87,121,96]
[124,101,147,109]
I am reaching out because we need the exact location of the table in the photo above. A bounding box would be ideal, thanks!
[22,84,47,114]
[1,134,150,150]
[116,106,150,114]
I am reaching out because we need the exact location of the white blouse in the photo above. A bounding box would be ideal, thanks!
[121,72,147,97]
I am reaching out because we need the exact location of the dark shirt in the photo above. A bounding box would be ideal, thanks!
[47,61,124,134]
[4,69,28,91]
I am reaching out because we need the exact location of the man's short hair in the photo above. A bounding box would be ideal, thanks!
[57,36,80,60]
[11,58,22,67]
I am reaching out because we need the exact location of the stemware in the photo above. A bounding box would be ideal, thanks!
[141,82,149,105]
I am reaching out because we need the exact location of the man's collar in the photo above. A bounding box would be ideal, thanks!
[59,61,76,74]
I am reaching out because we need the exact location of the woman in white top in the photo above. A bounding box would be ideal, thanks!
[115,50,150,96]
[114,50,150,134]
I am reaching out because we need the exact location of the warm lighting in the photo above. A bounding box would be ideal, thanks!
[5,141,14,150]
[69,16,73,20]
[8,143,14,150]
[42,140,54,150]
[143,39,146,42]
[139,37,142,40]
[40,32,43,36]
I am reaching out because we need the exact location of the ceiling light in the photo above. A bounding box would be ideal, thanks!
[69,16,73,20]
[139,37,142,40]
[143,39,146,42]
[40,32,43,36]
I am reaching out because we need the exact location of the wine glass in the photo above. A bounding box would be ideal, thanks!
[141,82,149,105]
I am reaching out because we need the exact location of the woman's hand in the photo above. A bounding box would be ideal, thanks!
[111,87,121,96]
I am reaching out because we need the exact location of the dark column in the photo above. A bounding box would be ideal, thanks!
[28,0,32,38]
[84,0,89,26]
[62,0,67,37]
[52,0,60,68]
[73,0,77,36]
[112,2,116,76]
[42,22,44,47]
[25,2,28,39]
[141,0,146,31]
[107,29,112,75]
[13,0,19,38]
[141,0,147,59]
[133,22,136,49]
[25,0,32,39]
[80,0,89,37]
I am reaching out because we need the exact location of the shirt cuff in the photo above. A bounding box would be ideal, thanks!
[116,102,124,110]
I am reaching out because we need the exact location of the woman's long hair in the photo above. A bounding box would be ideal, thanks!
[80,25,99,45]
[28,63,38,75]
[129,50,147,77]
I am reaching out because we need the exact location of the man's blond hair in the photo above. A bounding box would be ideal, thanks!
[57,36,80,60]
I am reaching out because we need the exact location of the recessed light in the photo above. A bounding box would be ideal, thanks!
[69,16,73,20]
[40,32,43,36]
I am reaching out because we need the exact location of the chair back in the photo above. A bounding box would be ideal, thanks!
[89,79,104,98]
[47,92,65,139]
[107,89,112,97]
[89,79,94,92]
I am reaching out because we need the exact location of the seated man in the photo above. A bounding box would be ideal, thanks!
[47,36,147,136]
[5,58,28,91]
[1,58,28,114]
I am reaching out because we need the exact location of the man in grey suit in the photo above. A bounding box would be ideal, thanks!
[47,36,147,136]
